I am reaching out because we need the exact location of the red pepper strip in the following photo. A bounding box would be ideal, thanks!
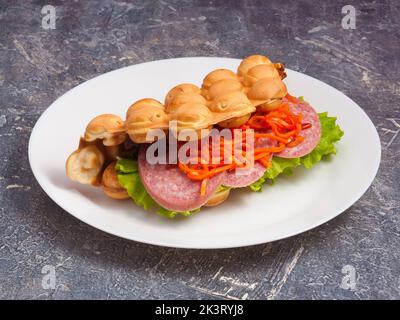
[254,143,286,154]
[286,135,305,147]
[285,93,299,103]
[259,157,271,168]
[200,179,207,196]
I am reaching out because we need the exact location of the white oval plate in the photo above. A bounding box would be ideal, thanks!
[29,57,381,249]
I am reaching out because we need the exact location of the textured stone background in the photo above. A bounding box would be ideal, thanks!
[0,0,399,299]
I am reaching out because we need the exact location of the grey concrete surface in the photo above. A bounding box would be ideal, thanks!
[0,0,399,299]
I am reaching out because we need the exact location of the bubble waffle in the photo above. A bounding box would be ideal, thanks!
[69,54,286,146]
[84,114,126,146]
[66,138,105,185]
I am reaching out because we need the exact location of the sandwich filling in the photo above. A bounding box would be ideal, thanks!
[116,95,343,218]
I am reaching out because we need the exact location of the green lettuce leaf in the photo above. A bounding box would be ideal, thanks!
[158,207,200,218]
[249,157,301,192]
[249,112,344,192]
[301,112,344,169]
[116,159,197,218]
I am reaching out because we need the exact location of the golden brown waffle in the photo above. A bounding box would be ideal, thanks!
[126,54,287,142]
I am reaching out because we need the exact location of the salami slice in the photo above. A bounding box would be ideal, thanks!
[138,145,225,212]
[222,136,276,187]
[276,97,321,158]
[222,162,266,188]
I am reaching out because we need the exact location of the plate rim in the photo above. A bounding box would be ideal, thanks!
[28,57,382,249]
